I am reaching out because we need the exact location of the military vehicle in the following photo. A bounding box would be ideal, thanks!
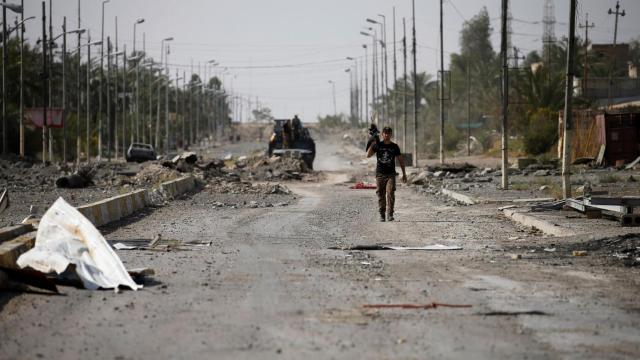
[268,116,316,169]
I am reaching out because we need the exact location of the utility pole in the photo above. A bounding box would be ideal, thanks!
[562,0,577,199]
[86,32,91,162]
[182,70,186,148]
[165,46,170,153]
[467,61,471,157]
[48,0,52,161]
[403,17,407,153]
[19,0,25,157]
[1,0,6,155]
[62,17,67,163]
[379,14,388,125]
[439,0,445,164]
[363,45,369,123]
[99,0,110,160]
[41,1,47,163]
[328,80,337,115]
[501,0,509,189]
[607,2,625,107]
[412,0,418,168]
[76,0,80,164]
[608,1,625,47]
[579,13,594,98]
[114,20,119,159]
[106,37,112,161]
[512,47,525,69]
[392,7,397,133]
[122,44,127,155]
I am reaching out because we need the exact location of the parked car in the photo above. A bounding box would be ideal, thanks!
[126,143,157,163]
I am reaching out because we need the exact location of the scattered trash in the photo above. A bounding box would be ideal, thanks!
[329,244,462,251]
[477,310,550,316]
[113,243,138,250]
[55,166,95,188]
[350,182,377,190]
[0,188,8,214]
[148,234,162,248]
[510,254,522,260]
[16,198,142,291]
[363,302,472,310]
[360,261,371,265]
[171,151,198,164]
[498,205,518,211]
[572,250,588,257]
[543,247,556,252]
[625,155,640,170]
[127,267,155,278]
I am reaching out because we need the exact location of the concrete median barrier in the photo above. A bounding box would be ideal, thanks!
[77,189,150,227]
[160,175,197,199]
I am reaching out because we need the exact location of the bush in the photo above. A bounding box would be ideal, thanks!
[523,109,558,156]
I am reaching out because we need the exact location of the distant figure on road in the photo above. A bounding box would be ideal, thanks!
[291,115,302,141]
[282,120,292,149]
[367,127,407,222]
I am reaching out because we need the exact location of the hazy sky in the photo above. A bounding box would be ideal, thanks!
[21,0,640,121]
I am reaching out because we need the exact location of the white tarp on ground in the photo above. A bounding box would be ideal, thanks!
[16,197,142,291]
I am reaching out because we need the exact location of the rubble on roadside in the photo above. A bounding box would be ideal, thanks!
[134,163,182,185]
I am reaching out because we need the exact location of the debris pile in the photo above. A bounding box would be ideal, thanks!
[134,163,181,185]
[243,154,310,181]
[206,175,292,195]
[55,165,96,188]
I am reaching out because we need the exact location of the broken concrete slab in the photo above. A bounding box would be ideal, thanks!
[0,224,34,243]
[502,208,576,237]
[0,188,8,214]
[441,188,477,205]
[0,231,36,268]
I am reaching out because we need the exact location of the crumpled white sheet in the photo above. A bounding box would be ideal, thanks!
[17,197,142,291]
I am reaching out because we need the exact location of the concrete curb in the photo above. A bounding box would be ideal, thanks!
[77,189,150,227]
[160,175,197,199]
[503,209,576,237]
[0,224,33,243]
[441,188,478,205]
[0,232,36,268]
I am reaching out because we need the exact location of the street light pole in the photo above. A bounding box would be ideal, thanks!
[412,0,418,167]
[377,14,388,125]
[2,1,24,154]
[86,35,102,163]
[19,3,34,157]
[76,0,80,163]
[41,1,47,163]
[99,0,110,160]
[133,18,144,143]
[328,80,337,116]
[61,17,66,162]
[363,45,369,123]
[106,36,112,161]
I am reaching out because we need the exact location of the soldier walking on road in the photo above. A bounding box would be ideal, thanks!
[367,126,407,222]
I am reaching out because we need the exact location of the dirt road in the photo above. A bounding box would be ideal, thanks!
[1,145,639,359]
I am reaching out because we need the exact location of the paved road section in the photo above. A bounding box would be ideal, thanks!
[1,172,639,358]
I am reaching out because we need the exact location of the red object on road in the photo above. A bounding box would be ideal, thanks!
[25,108,65,128]
[350,182,377,189]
